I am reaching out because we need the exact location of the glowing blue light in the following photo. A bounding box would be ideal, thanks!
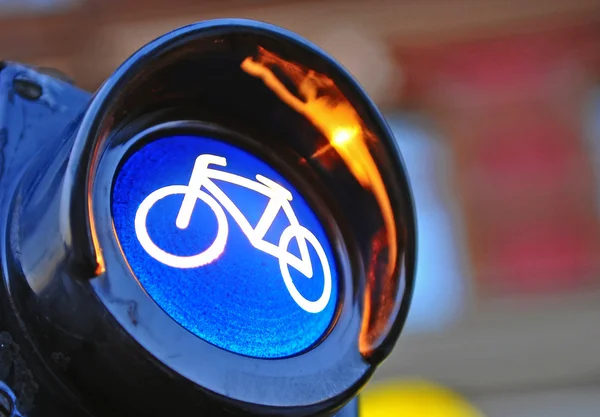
[112,135,338,358]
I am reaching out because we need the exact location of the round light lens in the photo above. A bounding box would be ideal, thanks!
[112,134,338,358]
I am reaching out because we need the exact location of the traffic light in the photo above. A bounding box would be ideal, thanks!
[0,19,415,416]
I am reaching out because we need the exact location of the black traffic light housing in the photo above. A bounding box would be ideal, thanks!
[0,19,415,417]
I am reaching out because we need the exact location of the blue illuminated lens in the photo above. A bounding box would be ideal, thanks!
[112,135,338,358]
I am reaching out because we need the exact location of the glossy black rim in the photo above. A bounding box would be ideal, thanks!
[92,119,365,409]
[59,18,416,413]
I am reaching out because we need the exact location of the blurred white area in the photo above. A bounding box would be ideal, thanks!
[387,113,469,333]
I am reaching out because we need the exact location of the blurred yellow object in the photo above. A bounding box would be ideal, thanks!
[359,380,484,417]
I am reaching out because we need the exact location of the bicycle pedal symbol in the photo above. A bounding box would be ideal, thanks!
[134,153,332,313]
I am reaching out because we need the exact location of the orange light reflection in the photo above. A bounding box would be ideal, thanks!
[88,142,106,276]
[241,47,398,355]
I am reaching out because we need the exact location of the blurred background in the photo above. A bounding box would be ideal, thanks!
[2,0,600,416]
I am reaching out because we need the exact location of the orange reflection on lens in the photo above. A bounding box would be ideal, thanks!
[241,47,399,355]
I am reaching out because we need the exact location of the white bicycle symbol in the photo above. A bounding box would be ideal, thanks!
[134,153,332,313]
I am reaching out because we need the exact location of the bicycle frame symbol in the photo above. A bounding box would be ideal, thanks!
[134,154,332,313]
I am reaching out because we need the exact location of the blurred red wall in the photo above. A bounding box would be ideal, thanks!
[397,25,600,295]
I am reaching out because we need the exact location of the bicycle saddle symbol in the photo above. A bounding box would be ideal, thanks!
[134,153,332,314]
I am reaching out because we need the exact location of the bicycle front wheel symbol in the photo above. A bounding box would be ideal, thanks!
[134,185,229,268]
[278,226,332,314]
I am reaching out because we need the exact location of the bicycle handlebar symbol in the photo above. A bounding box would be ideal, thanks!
[134,154,332,314]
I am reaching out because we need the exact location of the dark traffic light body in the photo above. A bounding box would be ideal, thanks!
[0,20,415,417]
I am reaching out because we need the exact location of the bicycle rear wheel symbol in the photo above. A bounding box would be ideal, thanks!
[134,154,332,314]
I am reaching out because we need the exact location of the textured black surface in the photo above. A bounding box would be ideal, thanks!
[0,62,92,416]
